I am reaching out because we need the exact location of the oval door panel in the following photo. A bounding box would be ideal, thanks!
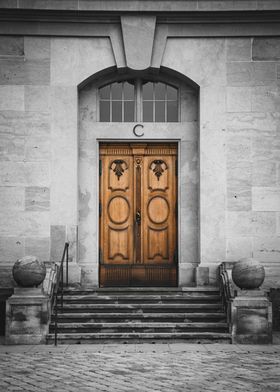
[108,196,130,224]
[147,196,169,224]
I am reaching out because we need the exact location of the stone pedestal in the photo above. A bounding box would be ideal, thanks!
[231,290,272,344]
[5,287,50,345]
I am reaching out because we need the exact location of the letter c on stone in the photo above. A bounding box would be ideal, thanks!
[133,124,144,137]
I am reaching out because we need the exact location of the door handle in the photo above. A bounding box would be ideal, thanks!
[136,210,141,224]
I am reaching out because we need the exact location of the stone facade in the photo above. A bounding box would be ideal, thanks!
[0,0,279,289]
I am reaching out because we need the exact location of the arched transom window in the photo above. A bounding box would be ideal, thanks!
[99,80,179,123]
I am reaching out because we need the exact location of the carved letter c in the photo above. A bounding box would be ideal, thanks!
[133,124,144,137]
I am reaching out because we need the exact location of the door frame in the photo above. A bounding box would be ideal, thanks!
[97,139,181,287]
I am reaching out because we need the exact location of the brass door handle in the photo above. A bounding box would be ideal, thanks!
[136,210,141,224]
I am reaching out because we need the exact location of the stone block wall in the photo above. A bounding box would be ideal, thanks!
[225,38,280,288]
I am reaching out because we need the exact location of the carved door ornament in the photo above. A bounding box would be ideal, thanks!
[150,160,167,181]
[110,160,128,180]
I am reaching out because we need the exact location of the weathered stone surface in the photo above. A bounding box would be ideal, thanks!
[226,87,251,112]
[0,36,24,56]
[25,135,51,161]
[0,162,50,186]
[25,237,50,261]
[226,237,252,261]
[226,38,251,61]
[231,295,272,344]
[19,0,78,10]
[252,212,276,235]
[51,87,77,226]
[252,38,280,60]
[227,160,251,187]
[0,86,24,111]
[0,134,25,161]
[6,288,49,344]
[232,258,265,290]
[226,135,251,162]
[252,85,280,112]
[252,135,280,161]
[253,237,280,262]
[252,187,280,211]
[0,58,50,85]
[24,86,51,112]
[24,37,50,60]
[0,0,17,7]
[25,186,50,211]
[0,211,50,237]
[50,225,66,262]
[227,186,251,211]
[227,211,277,237]
[0,186,24,210]
[0,111,50,137]
[13,256,46,287]
[50,38,115,86]
[121,15,156,70]
[226,112,280,133]
[162,38,226,87]
[252,161,277,186]
[227,62,276,86]
[66,225,78,263]
[0,237,24,262]
[198,0,258,10]
[195,267,209,286]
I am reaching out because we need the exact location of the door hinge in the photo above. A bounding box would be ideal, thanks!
[99,202,102,217]
[99,248,103,264]
[175,159,178,177]
[99,159,102,176]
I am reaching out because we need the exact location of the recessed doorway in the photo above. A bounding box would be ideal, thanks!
[99,142,178,287]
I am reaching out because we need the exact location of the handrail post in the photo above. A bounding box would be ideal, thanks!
[61,261,64,312]
[66,243,69,287]
[54,298,58,346]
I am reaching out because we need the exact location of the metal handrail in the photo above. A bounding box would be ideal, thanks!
[52,242,69,346]
[219,263,233,325]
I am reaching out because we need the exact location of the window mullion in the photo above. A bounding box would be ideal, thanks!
[135,79,141,122]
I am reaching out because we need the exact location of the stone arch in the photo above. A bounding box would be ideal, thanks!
[78,66,199,287]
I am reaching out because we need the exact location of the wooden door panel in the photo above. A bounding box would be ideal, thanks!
[143,155,176,264]
[100,152,134,264]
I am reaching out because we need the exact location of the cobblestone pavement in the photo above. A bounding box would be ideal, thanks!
[1,343,280,392]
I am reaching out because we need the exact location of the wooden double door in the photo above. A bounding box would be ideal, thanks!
[99,143,178,287]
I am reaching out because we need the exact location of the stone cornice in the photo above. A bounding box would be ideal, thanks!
[0,9,280,24]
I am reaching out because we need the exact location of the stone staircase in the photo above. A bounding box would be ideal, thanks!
[46,287,231,344]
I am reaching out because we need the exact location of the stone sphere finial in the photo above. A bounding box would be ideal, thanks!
[232,257,265,290]
[12,256,46,288]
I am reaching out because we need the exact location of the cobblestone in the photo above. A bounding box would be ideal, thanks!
[0,343,280,391]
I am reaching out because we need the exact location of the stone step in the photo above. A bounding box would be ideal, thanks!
[53,312,226,323]
[49,322,228,333]
[56,303,223,313]
[61,287,220,296]
[57,294,221,304]
[46,332,232,344]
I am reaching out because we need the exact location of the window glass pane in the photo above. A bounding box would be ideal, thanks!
[123,82,134,100]
[143,101,153,122]
[155,101,165,122]
[100,101,110,122]
[143,82,153,100]
[155,82,166,100]
[167,85,178,101]
[99,85,110,99]
[124,101,135,122]
[111,83,122,100]
[167,100,178,122]
[112,101,122,122]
